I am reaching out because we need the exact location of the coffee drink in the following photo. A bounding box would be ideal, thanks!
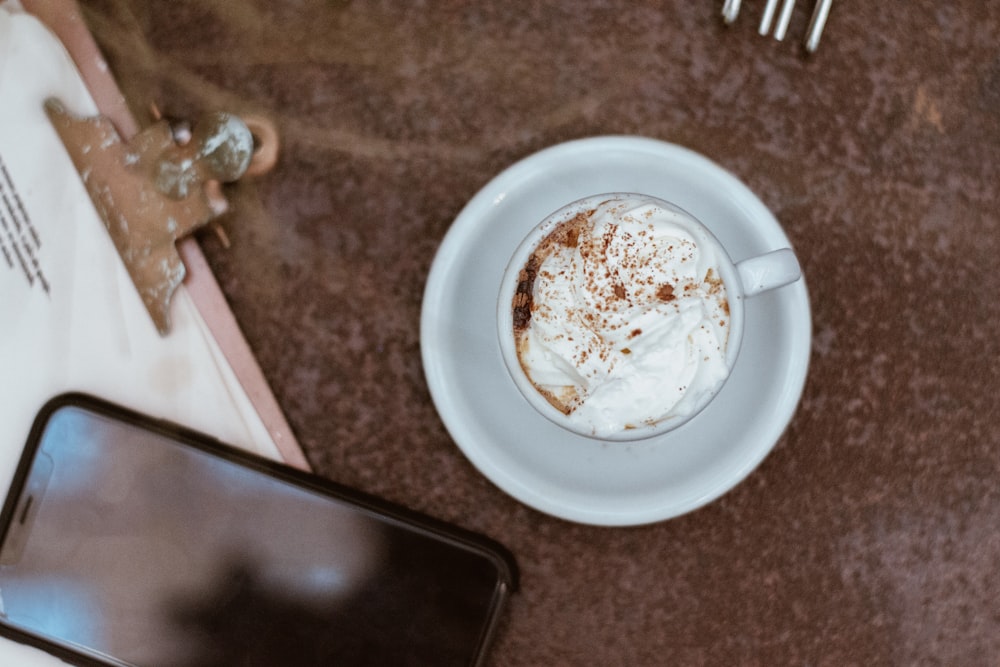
[509,195,732,437]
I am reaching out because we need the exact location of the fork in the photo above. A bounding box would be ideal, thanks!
[721,0,741,24]
[758,0,795,40]
[723,0,833,53]
[802,0,833,52]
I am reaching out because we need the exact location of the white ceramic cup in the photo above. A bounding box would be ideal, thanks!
[496,193,801,442]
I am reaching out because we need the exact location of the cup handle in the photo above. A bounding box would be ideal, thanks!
[736,248,801,297]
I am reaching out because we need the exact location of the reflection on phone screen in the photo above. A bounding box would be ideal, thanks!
[0,404,507,666]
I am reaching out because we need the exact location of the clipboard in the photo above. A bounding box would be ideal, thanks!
[14,0,308,471]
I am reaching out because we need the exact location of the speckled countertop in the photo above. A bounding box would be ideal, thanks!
[83,1,1000,664]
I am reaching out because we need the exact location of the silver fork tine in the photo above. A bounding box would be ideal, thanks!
[722,0,742,24]
[739,0,833,53]
[805,0,833,52]
[773,0,797,40]
[758,0,780,35]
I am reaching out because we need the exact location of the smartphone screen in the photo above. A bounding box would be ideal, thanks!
[0,395,515,667]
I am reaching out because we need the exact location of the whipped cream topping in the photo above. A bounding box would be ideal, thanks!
[514,196,731,436]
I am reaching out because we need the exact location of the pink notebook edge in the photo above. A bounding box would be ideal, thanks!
[21,0,310,471]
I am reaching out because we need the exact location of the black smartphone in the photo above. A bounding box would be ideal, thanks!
[0,394,516,667]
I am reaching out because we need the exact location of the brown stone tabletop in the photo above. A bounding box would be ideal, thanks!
[83,1,1000,663]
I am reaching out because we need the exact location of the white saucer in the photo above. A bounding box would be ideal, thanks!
[420,136,811,526]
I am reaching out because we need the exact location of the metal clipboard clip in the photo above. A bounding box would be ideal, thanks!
[45,98,276,334]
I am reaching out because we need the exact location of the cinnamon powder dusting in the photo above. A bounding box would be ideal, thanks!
[512,211,593,334]
[705,268,724,294]
[510,197,733,431]
[512,258,539,332]
[656,283,676,302]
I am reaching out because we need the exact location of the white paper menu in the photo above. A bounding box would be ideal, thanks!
[0,6,292,663]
